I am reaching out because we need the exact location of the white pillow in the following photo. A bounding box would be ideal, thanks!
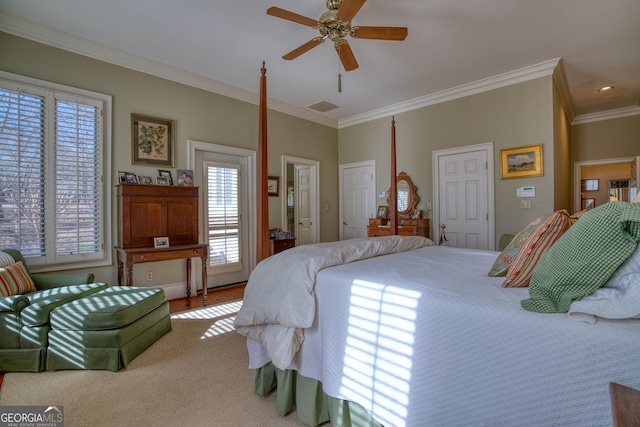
[568,243,640,324]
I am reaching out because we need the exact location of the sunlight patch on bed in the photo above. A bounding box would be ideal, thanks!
[339,279,421,427]
[171,300,241,337]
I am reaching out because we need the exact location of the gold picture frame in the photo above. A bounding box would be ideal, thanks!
[131,113,175,167]
[500,144,543,179]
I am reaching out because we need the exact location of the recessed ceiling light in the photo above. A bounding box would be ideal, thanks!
[597,85,614,92]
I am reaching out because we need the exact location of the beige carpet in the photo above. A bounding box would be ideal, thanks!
[0,300,307,427]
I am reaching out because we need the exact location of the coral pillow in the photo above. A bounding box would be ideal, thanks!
[488,215,548,277]
[502,210,572,288]
[0,261,36,297]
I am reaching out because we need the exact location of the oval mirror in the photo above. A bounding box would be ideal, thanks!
[387,171,419,218]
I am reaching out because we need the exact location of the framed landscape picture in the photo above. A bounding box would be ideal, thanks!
[500,144,543,179]
[131,113,174,167]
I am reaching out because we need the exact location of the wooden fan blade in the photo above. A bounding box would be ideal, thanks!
[336,0,367,22]
[267,7,319,28]
[283,38,325,60]
[335,41,359,71]
[352,26,408,41]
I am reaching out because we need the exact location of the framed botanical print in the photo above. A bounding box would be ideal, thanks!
[131,113,174,166]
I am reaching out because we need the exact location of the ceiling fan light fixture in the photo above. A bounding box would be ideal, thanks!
[326,0,342,11]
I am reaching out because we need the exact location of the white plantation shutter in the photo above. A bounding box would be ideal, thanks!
[0,88,46,257]
[0,74,108,268]
[55,96,101,255]
[206,161,242,272]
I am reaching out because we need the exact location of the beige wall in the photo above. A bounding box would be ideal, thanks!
[339,76,557,242]
[0,32,338,288]
[571,115,640,162]
[552,79,573,212]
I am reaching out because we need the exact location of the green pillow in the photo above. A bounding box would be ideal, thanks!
[521,202,640,313]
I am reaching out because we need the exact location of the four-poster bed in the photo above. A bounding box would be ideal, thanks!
[237,63,640,427]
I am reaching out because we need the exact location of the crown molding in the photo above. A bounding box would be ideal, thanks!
[7,14,636,130]
[0,14,339,129]
[572,105,640,125]
[338,58,561,128]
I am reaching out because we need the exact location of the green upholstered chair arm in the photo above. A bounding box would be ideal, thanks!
[2,249,95,290]
[0,294,30,313]
[31,273,96,290]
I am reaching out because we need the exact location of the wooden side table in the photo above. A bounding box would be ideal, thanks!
[269,238,295,255]
[115,244,209,306]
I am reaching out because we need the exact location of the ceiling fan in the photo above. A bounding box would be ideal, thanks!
[267,0,408,71]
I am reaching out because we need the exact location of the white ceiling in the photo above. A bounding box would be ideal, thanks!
[1,0,639,128]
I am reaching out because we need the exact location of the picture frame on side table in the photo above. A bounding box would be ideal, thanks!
[155,176,170,185]
[500,144,543,179]
[158,169,173,185]
[131,113,174,167]
[177,169,194,186]
[377,205,389,219]
[154,237,169,248]
[123,172,138,184]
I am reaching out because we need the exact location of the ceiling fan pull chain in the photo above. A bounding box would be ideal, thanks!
[338,45,342,93]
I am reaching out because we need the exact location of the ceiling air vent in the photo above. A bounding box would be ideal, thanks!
[307,101,339,113]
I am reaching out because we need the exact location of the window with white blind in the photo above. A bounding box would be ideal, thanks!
[205,161,242,273]
[0,72,111,269]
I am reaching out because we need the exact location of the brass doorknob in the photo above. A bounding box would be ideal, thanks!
[343,221,348,225]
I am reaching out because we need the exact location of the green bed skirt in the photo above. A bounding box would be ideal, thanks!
[254,362,383,427]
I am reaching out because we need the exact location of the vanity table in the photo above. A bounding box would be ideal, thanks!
[367,218,429,238]
[368,171,430,238]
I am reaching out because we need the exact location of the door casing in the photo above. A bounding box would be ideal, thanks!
[432,142,495,250]
[281,155,320,245]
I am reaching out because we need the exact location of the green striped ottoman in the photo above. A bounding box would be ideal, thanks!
[46,286,171,371]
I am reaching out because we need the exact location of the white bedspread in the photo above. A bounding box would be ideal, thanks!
[234,235,433,368]
[246,245,640,426]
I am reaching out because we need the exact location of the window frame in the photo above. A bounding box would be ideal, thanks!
[204,160,242,275]
[0,70,112,272]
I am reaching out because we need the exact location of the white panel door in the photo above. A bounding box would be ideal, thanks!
[340,162,375,240]
[296,165,316,246]
[438,149,489,249]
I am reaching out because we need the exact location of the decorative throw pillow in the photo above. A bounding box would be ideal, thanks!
[0,251,15,268]
[502,210,572,288]
[0,261,36,297]
[568,243,640,323]
[488,215,548,277]
[570,209,588,225]
[522,202,640,313]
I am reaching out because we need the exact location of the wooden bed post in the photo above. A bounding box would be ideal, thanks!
[257,62,270,263]
[389,116,398,235]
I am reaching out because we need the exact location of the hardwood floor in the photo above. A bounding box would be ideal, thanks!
[169,282,245,312]
[0,283,245,391]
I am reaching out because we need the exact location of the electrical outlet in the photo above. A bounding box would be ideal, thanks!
[146,271,153,281]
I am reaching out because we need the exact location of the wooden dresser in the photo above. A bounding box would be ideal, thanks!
[269,238,296,255]
[115,184,209,304]
[367,218,430,238]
